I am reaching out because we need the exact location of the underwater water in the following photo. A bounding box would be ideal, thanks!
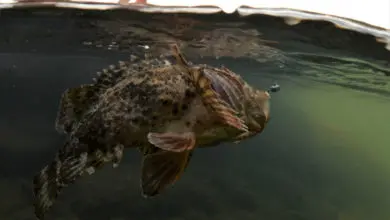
[0,7,390,220]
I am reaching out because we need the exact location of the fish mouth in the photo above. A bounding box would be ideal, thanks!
[258,115,268,132]
[248,113,268,134]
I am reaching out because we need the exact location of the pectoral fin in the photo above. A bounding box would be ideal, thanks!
[147,132,196,152]
[141,150,193,197]
[169,45,248,133]
[197,73,248,132]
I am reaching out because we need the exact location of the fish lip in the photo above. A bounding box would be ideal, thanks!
[264,113,270,122]
[262,109,270,123]
[257,113,270,132]
[253,124,265,134]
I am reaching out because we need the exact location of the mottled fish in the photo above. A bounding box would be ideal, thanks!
[33,45,271,219]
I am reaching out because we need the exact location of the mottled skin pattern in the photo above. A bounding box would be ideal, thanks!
[33,47,270,220]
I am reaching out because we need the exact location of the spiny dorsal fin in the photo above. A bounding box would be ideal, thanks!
[55,84,99,134]
[92,54,167,91]
[93,61,130,91]
[170,44,190,67]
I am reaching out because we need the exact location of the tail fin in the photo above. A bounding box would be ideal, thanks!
[33,146,88,220]
[33,141,124,219]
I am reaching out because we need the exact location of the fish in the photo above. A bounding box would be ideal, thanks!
[32,45,271,219]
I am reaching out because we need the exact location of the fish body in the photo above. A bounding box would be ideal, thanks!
[33,46,270,219]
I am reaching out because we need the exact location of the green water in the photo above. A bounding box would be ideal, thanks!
[4,72,389,220]
[176,76,390,220]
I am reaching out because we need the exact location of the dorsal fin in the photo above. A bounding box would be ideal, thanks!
[55,84,99,134]
[170,44,190,67]
[92,54,171,91]
[93,60,130,91]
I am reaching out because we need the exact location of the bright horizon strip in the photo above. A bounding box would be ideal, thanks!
[146,0,390,29]
[1,0,389,29]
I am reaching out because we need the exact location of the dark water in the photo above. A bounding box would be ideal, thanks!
[0,8,389,220]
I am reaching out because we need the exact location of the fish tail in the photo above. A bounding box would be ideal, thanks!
[33,146,88,220]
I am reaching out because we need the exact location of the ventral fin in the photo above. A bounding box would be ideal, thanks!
[141,150,193,197]
[147,132,196,153]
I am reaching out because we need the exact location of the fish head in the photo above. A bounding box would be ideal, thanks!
[245,88,271,133]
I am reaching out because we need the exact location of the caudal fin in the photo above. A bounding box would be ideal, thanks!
[33,141,124,219]
[33,150,88,220]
